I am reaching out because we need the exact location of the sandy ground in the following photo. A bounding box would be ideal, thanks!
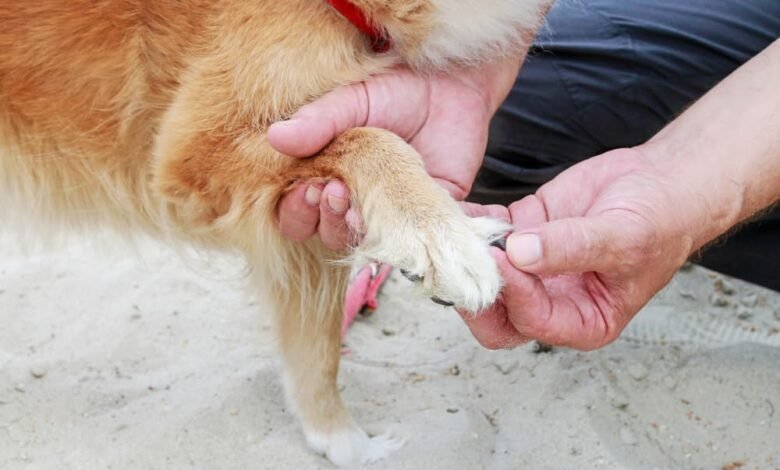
[1,233,779,470]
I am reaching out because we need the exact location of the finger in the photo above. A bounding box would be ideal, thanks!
[268,84,369,158]
[492,250,556,338]
[278,183,323,242]
[456,248,533,350]
[318,181,353,251]
[457,302,530,350]
[497,248,618,350]
[507,194,549,232]
[505,215,624,275]
[459,202,510,222]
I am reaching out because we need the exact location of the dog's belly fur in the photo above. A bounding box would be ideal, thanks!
[0,0,546,465]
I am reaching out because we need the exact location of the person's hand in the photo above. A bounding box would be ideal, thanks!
[271,57,523,248]
[461,41,780,351]
[458,148,704,351]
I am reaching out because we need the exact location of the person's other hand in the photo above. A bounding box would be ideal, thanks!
[272,58,522,247]
[458,148,702,351]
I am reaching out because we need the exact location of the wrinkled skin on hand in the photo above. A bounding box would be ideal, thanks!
[459,149,695,351]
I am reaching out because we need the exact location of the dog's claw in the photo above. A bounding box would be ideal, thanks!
[490,238,507,252]
[431,296,455,307]
[400,269,423,283]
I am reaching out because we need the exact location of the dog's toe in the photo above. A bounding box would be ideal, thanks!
[359,210,509,313]
[409,216,509,312]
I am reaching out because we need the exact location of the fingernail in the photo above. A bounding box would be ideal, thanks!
[506,233,542,267]
[304,185,322,207]
[327,194,349,214]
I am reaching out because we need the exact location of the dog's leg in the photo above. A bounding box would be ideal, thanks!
[153,127,407,465]
[288,127,510,312]
[153,122,504,466]
[258,242,404,466]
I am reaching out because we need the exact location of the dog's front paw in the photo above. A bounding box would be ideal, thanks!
[306,427,406,466]
[419,215,509,312]
[365,213,509,313]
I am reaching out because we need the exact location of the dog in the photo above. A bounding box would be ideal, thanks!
[0,0,550,465]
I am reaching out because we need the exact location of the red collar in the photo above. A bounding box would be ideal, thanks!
[326,0,391,53]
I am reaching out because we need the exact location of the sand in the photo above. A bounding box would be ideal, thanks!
[1,234,779,470]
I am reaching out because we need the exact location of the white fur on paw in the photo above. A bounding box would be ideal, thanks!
[361,212,509,313]
[419,216,509,312]
[359,432,406,464]
[306,427,405,467]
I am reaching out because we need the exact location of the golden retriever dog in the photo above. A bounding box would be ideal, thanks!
[0,0,549,465]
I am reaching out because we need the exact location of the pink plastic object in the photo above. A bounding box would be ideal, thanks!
[341,263,393,338]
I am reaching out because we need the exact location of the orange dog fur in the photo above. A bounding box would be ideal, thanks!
[0,0,549,465]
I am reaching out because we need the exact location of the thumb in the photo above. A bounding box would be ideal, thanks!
[268,84,369,158]
[505,215,623,275]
